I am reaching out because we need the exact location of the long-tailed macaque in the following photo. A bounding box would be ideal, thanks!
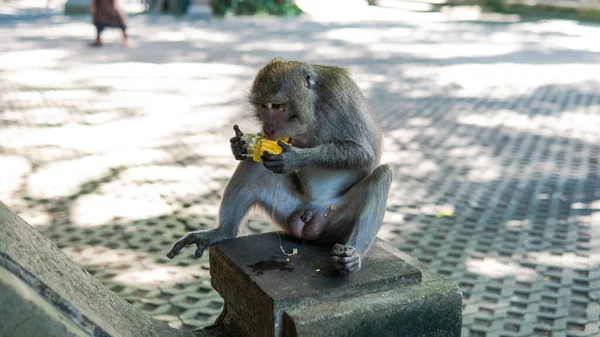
[167,59,392,275]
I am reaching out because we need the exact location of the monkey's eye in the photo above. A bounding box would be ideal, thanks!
[271,103,281,109]
[260,103,267,108]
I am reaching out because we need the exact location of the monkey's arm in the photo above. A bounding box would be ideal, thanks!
[262,139,375,174]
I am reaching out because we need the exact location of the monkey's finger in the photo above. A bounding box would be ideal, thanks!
[332,243,346,255]
[167,241,186,259]
[333,260,360,270]
[332,245,356,257]
[232,144,247,152]
[168,232,200,257]
[261,155,283,163]
[230,139,246,148]
[261,152,282,162]
[233,148,248,156]
[233,125,243,137]
[194,246,206,258]
[277,140,293,151]
[331,255,359,264]
[235,154,248,161]
[334,259,361,274]
[262,161,284,171]
[261,158,282,165]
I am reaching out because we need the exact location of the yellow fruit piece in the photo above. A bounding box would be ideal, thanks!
[435,210,455,218]
[252,137,291,162]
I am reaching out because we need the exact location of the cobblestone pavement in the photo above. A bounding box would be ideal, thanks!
[1,3,600,336]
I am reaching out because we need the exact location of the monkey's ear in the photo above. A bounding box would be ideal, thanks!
[303,66,316,89]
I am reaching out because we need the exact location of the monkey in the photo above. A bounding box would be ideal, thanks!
[167,58,393,275]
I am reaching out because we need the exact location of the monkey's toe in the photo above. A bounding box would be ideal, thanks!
[331,244,361,275]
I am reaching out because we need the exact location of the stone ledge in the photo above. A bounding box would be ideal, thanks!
[205,232,462,337]
[0,201,213,337]
[0,265,88,337]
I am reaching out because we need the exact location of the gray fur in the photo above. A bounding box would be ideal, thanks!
[167,59,392,275]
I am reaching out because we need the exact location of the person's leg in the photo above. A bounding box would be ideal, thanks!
[121,26,129,47]
[91,24,104,46]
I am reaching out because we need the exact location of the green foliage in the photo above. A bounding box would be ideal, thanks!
[210,0,303,17]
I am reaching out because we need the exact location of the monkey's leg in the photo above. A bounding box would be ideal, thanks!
[331,164,393,275]
[167,160,301,259]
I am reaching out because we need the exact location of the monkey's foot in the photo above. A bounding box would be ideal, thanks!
[167,229,220,259]
[331,244,361,275]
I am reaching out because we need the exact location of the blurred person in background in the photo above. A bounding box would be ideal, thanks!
[90,0,129,47]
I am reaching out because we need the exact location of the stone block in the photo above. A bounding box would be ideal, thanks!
[206,232,462,337]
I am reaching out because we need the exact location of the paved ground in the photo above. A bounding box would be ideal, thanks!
[1,2,600,336]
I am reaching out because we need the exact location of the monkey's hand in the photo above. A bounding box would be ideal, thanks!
[331,244,361,275]
[167,229,219,259]
[230,125,248,161]
[261,141,301,174]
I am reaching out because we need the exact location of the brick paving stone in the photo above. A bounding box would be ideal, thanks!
[1,3,600,335]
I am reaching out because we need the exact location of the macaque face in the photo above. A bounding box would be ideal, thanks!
[252,100,307,140]
[249,63,312,140]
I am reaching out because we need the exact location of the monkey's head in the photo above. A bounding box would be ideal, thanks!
[248,58,317,141]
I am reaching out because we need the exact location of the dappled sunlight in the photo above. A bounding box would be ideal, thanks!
[63,245,143,266]
[434,64,600,96]
[123,165,208,182]
[65,161,224,227]
[505,219,531,231]
[59,243,209,286]
[383,126,506,183]
[17,207,53,227]
[371,42,520,60]
[236,40,307,53]
[526,252,599,268]
[27,156,111,199]
[3,106,71,125]
[0,156,32,201]
[295,0,373,21]
[5,68,78,87]
[69,178,176,227]
[465,157,502,183]
[0,49,71,69]
[458,109,600,142]
[466,257,538,280]
[71,193,172,227]
[112,264,207,286]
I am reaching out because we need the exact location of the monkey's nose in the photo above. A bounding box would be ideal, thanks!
[264,128,276,139]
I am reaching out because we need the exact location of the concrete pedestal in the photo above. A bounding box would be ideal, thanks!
[204,232,462,337]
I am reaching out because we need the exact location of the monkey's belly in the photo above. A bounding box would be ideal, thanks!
[287,210,327,240]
